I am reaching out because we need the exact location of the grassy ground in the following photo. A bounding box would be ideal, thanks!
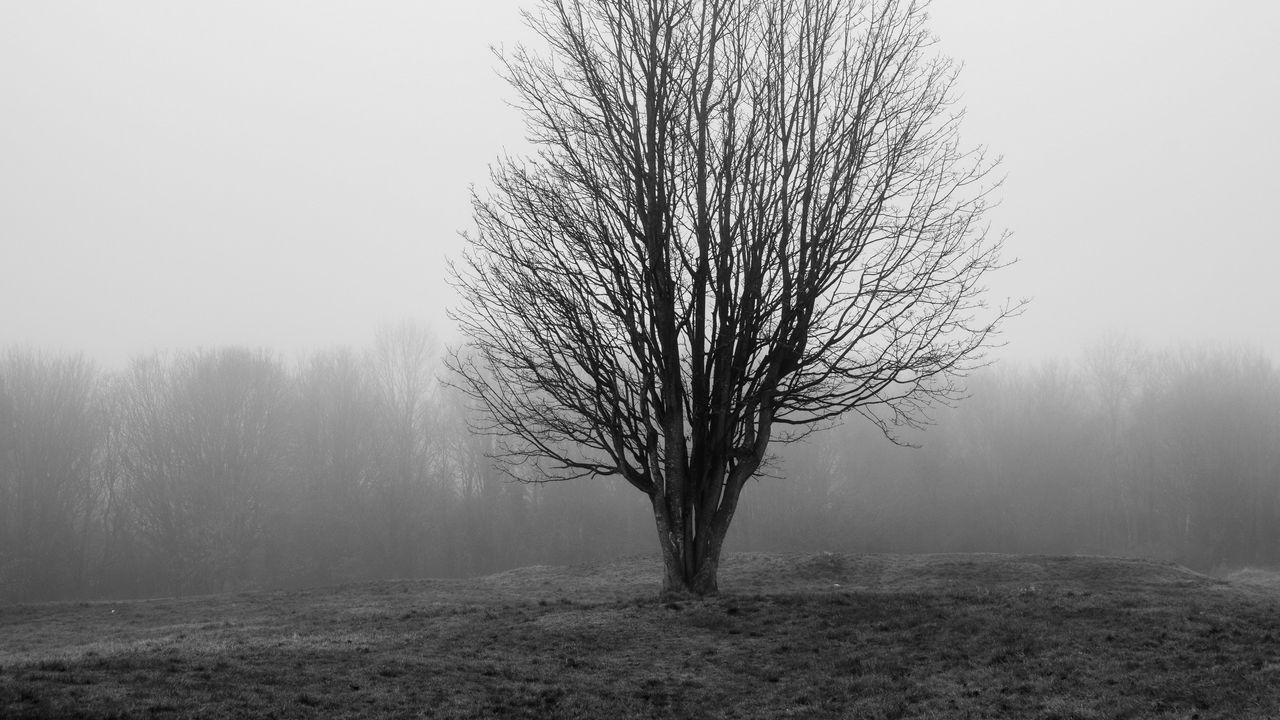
[3,552,1280,719]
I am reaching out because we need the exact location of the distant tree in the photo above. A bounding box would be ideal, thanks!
[451,0,1015,595]
[279,348,381,586]
[366,323,445,577]
[439,386,519,574]
[1082,334,1148,546]
[0,351,106,601]
[1130,349,1280,568]
[118,350,287,594]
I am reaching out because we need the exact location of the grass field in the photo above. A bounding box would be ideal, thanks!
[3,552,1280,719]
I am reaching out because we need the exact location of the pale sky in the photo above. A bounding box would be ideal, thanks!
[2,1,1278,368]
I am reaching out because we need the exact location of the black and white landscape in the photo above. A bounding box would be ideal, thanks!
[2,1,1279,718]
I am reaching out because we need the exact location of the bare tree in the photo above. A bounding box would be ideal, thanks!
[450,0,1016,595]
[0,351,106,601]
[366,323,445,577]
[280,348,382,586]
[119,350,287,594]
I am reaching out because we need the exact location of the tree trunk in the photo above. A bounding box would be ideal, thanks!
[651,493,730,598]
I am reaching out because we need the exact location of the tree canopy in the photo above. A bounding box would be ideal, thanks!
[450,0,1016,595]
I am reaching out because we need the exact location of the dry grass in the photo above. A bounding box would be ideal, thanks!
[3,552,1279,719]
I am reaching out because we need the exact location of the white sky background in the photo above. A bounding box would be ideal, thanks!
[2,1,1278,368]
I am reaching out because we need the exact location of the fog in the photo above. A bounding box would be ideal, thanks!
[2,335,1277,602]
[3,3,1280,601]
[4,2,1279,362]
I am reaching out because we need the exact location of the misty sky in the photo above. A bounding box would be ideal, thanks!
[3,1,1278,367]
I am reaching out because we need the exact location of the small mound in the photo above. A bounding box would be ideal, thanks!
[478,556,662,601]
[717,551,1221,596]
[1226,567,1280,593]
[481,564,565,585]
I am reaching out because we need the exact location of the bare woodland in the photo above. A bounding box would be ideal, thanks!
[2,339,1278,603]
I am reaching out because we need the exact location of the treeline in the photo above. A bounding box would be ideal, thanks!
[738,339,1280,572]
[3,335,1278,602]
[0,326,651,603]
